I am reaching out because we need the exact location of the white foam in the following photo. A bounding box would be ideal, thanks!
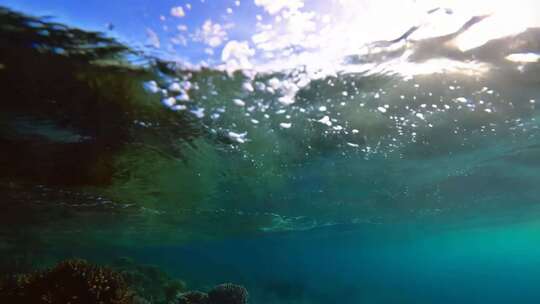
[318,115,332,126]
[168,82,182,93]
[143,81,160,93]
[228,131,248,143]
[162,97,176,108]
[233,99,246,106]
[190,108,205,118]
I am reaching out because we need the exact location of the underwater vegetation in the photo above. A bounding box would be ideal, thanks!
[0,258,249,304]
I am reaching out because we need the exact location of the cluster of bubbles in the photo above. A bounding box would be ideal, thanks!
[141,65,539,160]
[135,0,540,159]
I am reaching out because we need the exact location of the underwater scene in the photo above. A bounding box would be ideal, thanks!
[1,0,540,303]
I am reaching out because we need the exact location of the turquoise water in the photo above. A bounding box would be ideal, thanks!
[143,221,540,303]
[1,3,540,303]
[67,219,540,303]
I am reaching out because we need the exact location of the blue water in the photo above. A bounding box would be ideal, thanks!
[82,219,540,303]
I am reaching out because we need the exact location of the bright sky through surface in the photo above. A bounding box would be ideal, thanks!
[2,0,539,75]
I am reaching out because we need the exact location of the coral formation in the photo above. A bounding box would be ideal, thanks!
[0,256,248,304]
[111,257,186,303]
[208,284,249,304]
[0,259,134,303]
[176,291,210,304]
[174,284,248,304]
[164,280,189,302]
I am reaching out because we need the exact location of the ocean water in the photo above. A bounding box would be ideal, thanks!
[1,1,540,303]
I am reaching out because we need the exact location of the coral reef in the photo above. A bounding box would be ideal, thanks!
[175,284,248,304]
[208,284,249,304]
[111,257,186,303]
[0,258,134,303]
[0,257,249,304]
[164,280,189,302]
[176,291,209,304]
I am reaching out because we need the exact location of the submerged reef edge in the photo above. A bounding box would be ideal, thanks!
[0,258,249,304]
